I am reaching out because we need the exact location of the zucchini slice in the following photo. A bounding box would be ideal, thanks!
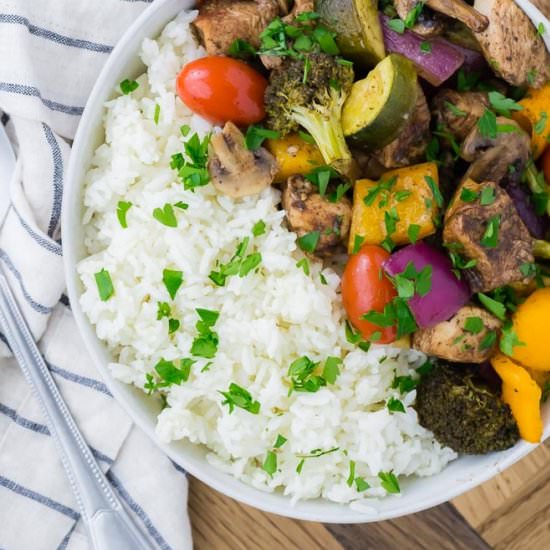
[342,54,418,151]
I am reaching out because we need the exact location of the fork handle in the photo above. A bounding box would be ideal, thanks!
[0,268,155,550]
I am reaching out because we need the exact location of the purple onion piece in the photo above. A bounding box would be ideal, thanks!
[383,242,472,329]
[503,182,548,239]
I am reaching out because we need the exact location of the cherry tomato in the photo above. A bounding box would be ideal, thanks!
[341,245,397,344]
[541,146,550,184]
[176,56,267,126]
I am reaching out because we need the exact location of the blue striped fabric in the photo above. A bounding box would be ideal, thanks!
[0,1,192,548]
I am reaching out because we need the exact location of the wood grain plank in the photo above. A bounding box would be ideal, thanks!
[326,503,490,550]
[188,477,343,550]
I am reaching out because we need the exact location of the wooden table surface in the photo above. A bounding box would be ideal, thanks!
[189,439,550,549]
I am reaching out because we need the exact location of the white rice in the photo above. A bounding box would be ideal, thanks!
[78,10,456,507]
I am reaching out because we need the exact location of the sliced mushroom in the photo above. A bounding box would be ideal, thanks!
[473,0,550,87]
[393,0,445,37]
[432,89,489,142]
[374,84,431,169]
[412,305,502,363]
[208,122,278,198]
[461,117,531,185]
[282,175,352,257]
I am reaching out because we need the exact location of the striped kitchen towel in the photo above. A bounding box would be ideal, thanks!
[0,1,192,549]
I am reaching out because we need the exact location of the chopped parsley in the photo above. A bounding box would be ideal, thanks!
[352,235,365,254]
[419,41,432,54]
[345,321,374,352]
[488,91,523,117]
[364,176,397,206]
[168,318,180,334]
[154,103,160,125]
[153,204,178,227]
[392,262,432,299]
[387,396,405,413]
[457,69,481,92]
[534,111,548,135]
[355,477,370,492]
[120,79,139,95]
[209,237,263,286]
[347,460,356,487]
[299,131,315,144]
[288,356,325,393]
[480,215,500,248]
[296,257,310,275]
[190,308,219,359]
[228,38,256,59]
[94,269,114,301]
[378,471,400,494]
[156,301,171,320]
[252,220,266,237]
[162,269,183,299]
[297,231,320,253]
[274,434,287,448]
[392,374,418,394]
[404,0,426,28]
[305,165,336,196]
[425,176,443,208]
[262,451,277,476]
[460,188,479,203]
[407,224,420,244]
[322,356,342,384]
[174,201,188,210]
[500,320,525,357]
[445,101,466,117]
[479,330,497,351]
[245,125,280,150]
[477,109,497,139]
[170,132,211,191]
[362,298,418,339]
[480,186,496,206]
[388,19,405,33]
[116,201,132,228]
[220,383,260,414]
[145,357,194,394]
[477,292,506,320]
[464,316,484,334]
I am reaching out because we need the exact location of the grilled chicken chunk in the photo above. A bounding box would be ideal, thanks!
[473,0,550,87]
[192,0,284,55]
[282,175,352,257]
[208,122,278,198]
[432,90,489,142]
[374,85,431,169]
[461,118,531,185]
[444,180,534,292]
[412,306,501,363]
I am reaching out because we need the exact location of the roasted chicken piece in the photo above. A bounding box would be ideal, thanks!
[282,175,352,257]
[461,118,531,185]
[432,89,489,142]
[208,122,278,198]
[192,0,285,56]
[412,306,501,363]
[473,0,550,87]
[444,180,534,292]
[373,85,431,169]
[395,0,488,33]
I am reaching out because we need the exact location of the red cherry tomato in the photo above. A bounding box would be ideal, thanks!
[541,146,550,184]
[176,56,267,126]
[341,245,397,344]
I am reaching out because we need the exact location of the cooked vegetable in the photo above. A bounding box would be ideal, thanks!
[208,122,278,198]
[412,305,501,363]
[348,163,440,252]
[316,0,385,68]
[282,175,352,256]
[417,0,489,32]
[381,16,465,87]
[491,353,543,443]
[264,52,355,177]
[342,54,418,150]
[415,362,519,454]
[392,0,445,38]
[192,0,284,56]
[524,161,550,219]
[503,182,548,240]
[512,83,550,159]
[374,84,431,169]
[176,56,267,125]
[444,180,534,293]
[383,241,471,328]
[265,133,324,182]
[509,287,550,371]
[473,0,550,88]
[542,147,550,186]
[341,245,397,343]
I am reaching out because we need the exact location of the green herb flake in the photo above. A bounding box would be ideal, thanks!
[174,201,189,210]
[299,131,315,144]
[355,477,370,492]
[245,125,280,151]
[480,186,496,206]
[296,257,310,275]
[220,382,261,414]
[387,396,406,413]
[425,176,443,208]
[252,220,267,237]
[94,268,114,301]
[419,41,432,54]
[322,356,342,384]
[477,292,506,320]
[352,234,365,254]
[534,111,548,135]
[477,109,498,139]
[288,355,325,394]
[319,272,328,285]
[479,330,497,351]
[297,231,320,253]
[296,459,305,474]
[262,450,277,476]
[378,471,400,494]
[407,224,420,244]
[274,434,287,448]
[154,103,161,125]
[388,18,405,33]
[116,201,132,228]
[481,215,500,248]
[162,269,183,300]
[464,316,484,334]
[228,38,256,59]
[392,374,418,394]
[500,320,526,357]
[120,79,139,95]
[347,460,356,487]
[445,101,467,117]
[168,318,180,334]
[156,301,171,320]
[153,203,178,227]
[154,357,194,386]
[488,91,523,117]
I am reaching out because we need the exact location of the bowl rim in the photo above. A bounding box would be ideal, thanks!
[62,0,548,524]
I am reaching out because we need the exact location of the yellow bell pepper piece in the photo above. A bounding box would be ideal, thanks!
[491,353,542,443]
[512,83,550,159]
[348,162,439,253]
[511,287,550,371]
[265,133,324,183]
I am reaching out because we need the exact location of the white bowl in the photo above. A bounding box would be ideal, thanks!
[62,0,550,523]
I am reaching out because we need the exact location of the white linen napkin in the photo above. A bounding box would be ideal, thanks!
[0,1,192,548]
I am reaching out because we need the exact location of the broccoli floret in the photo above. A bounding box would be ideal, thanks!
[415,363,519,454]
[264,53,355,178]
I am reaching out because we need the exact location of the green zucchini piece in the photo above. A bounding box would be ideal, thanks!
[316,0,385,69]
[342,54,418,150]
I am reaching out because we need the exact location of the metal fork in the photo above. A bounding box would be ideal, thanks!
[0,123,155,549]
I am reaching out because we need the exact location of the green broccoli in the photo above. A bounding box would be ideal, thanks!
[264,52,355,178]
[415,363,519,454]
